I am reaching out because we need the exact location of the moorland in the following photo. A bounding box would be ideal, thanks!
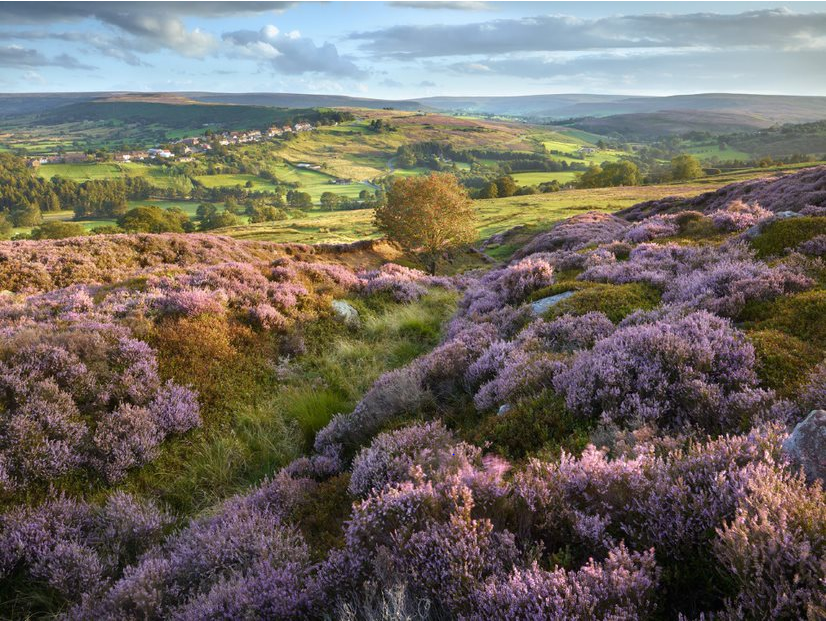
[0,92,824,620]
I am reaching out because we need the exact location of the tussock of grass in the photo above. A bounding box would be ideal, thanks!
[547,282,662,323]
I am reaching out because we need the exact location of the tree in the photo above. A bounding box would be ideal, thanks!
[479,182,498,199]
[374,173,476,274]
[11,202,42,227]
[396,145,417,168]
[320,191,343,211]
[577,161,641,189]
[0,213,12,240]
[287,191,313,210]
[670,154,704,181]
[30,221,87,240]
[495,176,518,198]
[117,206,189,233]
[196,203,218,221]
[199,211,240,231]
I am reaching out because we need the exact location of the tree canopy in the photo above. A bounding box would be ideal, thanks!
[374,173,476,273]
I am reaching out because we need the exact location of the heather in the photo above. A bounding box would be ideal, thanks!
[4,173,826,619]
[618,164,826,220]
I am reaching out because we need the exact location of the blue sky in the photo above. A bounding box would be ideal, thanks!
[1,1,825,97]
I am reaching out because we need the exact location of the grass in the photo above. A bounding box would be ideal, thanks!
[122,288,458,515]
[511,171,579,186]
[219,172,779,245]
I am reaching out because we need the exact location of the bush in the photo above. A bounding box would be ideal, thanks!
[465,544,660,621]
[553,311,775,432]
[714,465,826,619]
[750,216,826,258]
[477,391,590,460]
[30,221,88,240]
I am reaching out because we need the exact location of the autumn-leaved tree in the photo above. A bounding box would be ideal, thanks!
[374,173,476,274]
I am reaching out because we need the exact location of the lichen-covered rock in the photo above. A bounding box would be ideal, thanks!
[332,299,360,326]
[782,409,826,483]
[529,291,575,315]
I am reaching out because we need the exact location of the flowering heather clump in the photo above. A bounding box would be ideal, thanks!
[464,544,660,621]
[358,263,454,303]
[553,311,775,432]
[618,165,826,220]
[494,255,555,304]
[800,360,826,412]
[714,464,826,619]
[518,312,615,353]
[710,200,773,232]
[474,349,565,412]
[579,242,705,288]
[662,256,812,317]
[623,215,680,243]
[314,362,430,455]
[0,492,172,600]
[513,426,783,560]
[0,328,200,491]
[798,234,826,256]
[74,499,313,620]
[513,212,630,259]
[0,234,286,293]
[349,421,467,496]
[800,204,826,217]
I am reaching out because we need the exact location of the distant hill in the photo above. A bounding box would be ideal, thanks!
[569,110,773,139]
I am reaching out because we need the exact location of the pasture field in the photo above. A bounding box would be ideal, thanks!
[511,171,579,185]
[35,161,190,190]
[683,144,753,161]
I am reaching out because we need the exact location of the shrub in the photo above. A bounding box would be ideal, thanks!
[710,200,772,232]
[513,212,629,259]
[714,465,826,619]
[623,216,679,243]
[349,421,469,497]
[0,329,200,491]
[800,360,826,412]
[798,234,826,256]
[465,544,660,621]
[478,391,589,460]
[553,311,775,432]
[513,427,783,562]
[0,493,171,601]
[662,257,812,318]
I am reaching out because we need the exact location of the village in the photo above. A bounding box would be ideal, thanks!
[27,121,317,167]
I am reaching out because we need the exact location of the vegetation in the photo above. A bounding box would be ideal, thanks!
[1,99,825,620]
[374,173,477,273]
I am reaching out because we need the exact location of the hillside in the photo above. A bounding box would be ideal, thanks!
[1,165,824,619]
[569,109,773,138]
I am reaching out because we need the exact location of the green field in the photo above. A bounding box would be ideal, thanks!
[511,171,580,185]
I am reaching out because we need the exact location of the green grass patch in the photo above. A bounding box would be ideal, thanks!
[748,329,823,398]
[547,282,662,323]
[750,217,826,258]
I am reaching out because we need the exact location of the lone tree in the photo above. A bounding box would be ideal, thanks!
[374,173,476,274]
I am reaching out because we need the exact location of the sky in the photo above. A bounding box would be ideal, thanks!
[0,1,825,98]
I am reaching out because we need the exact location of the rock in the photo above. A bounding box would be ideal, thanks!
[331,299,359,326]
[775,210,801,219]
[497,404,512,416]
[782,409,826,483]
[530,291,575,315]
[742,210,802,239]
